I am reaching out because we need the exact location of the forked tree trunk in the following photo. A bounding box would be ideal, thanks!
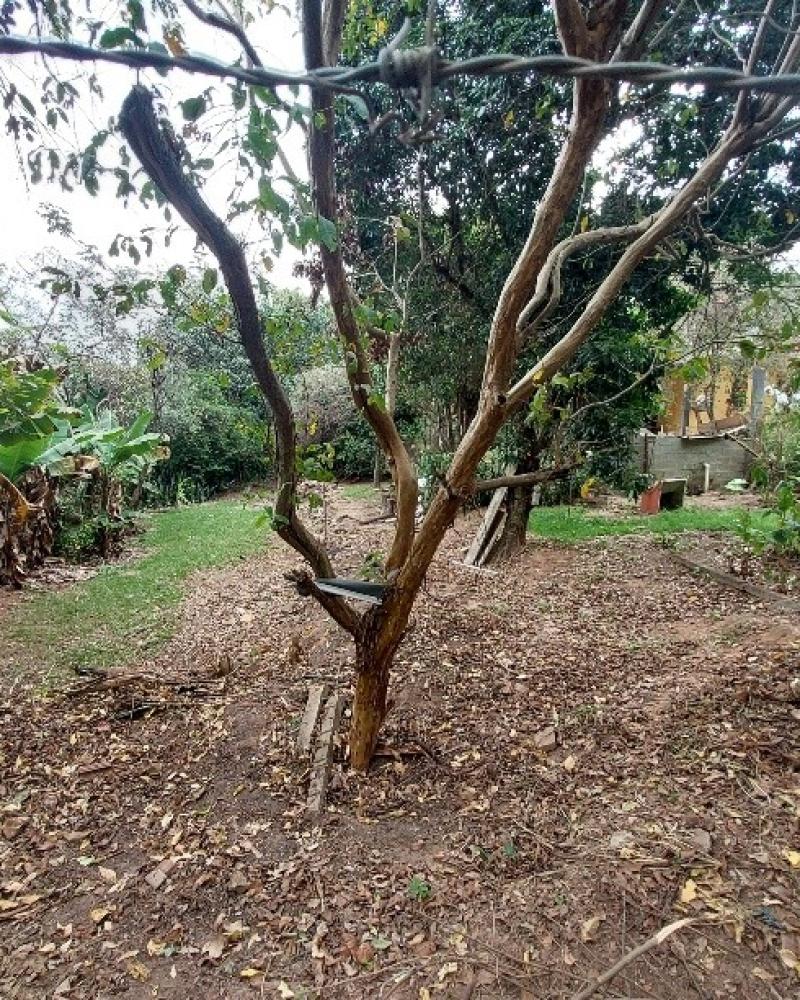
[350,646,392,771]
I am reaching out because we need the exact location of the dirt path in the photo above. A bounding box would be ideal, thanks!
[1,488,799,998]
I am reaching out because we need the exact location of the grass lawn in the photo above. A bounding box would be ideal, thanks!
[528,503,750,543]
[340,482,377,500]
[1,501,267,686]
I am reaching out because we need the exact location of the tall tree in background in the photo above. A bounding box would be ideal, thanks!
[2,1,800,767]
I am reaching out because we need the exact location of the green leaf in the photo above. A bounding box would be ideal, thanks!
[257,177,291,217]
[202,268,218,294]
[127,0,146,31]
[180,96,207,122]
[99,27,140,49]
[342,93,370,120]
[18,92,36,117]
[318,215,338,251]
[0,437,56,481]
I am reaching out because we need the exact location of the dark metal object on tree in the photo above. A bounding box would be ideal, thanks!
[314,578,386,604]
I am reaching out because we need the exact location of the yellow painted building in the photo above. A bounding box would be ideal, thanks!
[660,365,771,436]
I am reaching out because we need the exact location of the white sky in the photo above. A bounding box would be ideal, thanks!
[0,6,308,288]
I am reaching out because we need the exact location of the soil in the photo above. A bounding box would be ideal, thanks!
[680,533,800,598]
[1,487,799,999]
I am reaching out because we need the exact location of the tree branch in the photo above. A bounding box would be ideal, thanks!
[506,91,800,411]
[735,0,781,124]
[472,460,582,493]
[183,0,261,67]
[613,0,668,62]
[516,216,656,338]
[570,918,696,1000]
[118,84,359,635]
[302,0,418,575]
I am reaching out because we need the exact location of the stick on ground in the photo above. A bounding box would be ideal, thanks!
[569,917,696,1000]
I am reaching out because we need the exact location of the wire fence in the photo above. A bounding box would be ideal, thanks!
[2,29,800,98]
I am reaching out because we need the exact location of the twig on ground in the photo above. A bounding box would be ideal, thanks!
[569,917,696,1000]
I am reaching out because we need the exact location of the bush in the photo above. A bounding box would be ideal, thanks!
[153,373,271,503]
[54,479,137,560]
[331,419,377,480]
[290,364,353,444]
[757,406,800,486]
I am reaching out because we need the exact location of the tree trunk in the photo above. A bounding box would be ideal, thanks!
[486,482,534,564]
[486,448,541,564]
[348,605,406,771]
[349,646,391,771]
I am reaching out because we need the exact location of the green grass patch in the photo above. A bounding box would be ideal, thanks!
[340,482,376,501]
[528,504,749,543]
[2,500,268,687]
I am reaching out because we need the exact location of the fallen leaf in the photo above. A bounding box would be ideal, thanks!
[90,906,113,924]
[783,848,800,869]
[751,966,775,982]
[354,941,375,965]
[223,919,248,941]
[609,831,634,850]
[581,914,605,942]
[239,967,263,979]
[534,727,557,751]
[202,935,226,960]
[126,960,150,982]
[688,829,712,854]
[679,878,698,903]
[437,961,458,981]
[144,857,177,890]
[563,754,576,772]
[1,815,27,840]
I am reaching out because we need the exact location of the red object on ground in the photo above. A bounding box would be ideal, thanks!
[640,482,662,515]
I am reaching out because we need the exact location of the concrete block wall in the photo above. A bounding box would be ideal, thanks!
[634,434,754,492]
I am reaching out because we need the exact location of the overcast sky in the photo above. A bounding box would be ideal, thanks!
[0,6,308,287]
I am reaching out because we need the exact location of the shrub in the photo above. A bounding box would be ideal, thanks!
[331,419,377,480]
[153,373,271,502]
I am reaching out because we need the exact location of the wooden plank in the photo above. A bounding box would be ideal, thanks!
[477,509,507,567]
[296,683,328,755]
[672,554,800,612]
[307,692,344,815]
[463,493,506,566]
[464,464,517,567]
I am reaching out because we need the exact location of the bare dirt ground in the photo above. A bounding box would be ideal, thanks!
[1,488,799,999]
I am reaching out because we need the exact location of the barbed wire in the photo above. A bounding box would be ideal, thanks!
[2,30,800,98]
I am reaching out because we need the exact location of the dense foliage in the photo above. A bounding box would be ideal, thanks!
[0,355,166,581]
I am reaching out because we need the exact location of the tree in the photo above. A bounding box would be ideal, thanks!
[333,1,800,558]
[3,1,800,768]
